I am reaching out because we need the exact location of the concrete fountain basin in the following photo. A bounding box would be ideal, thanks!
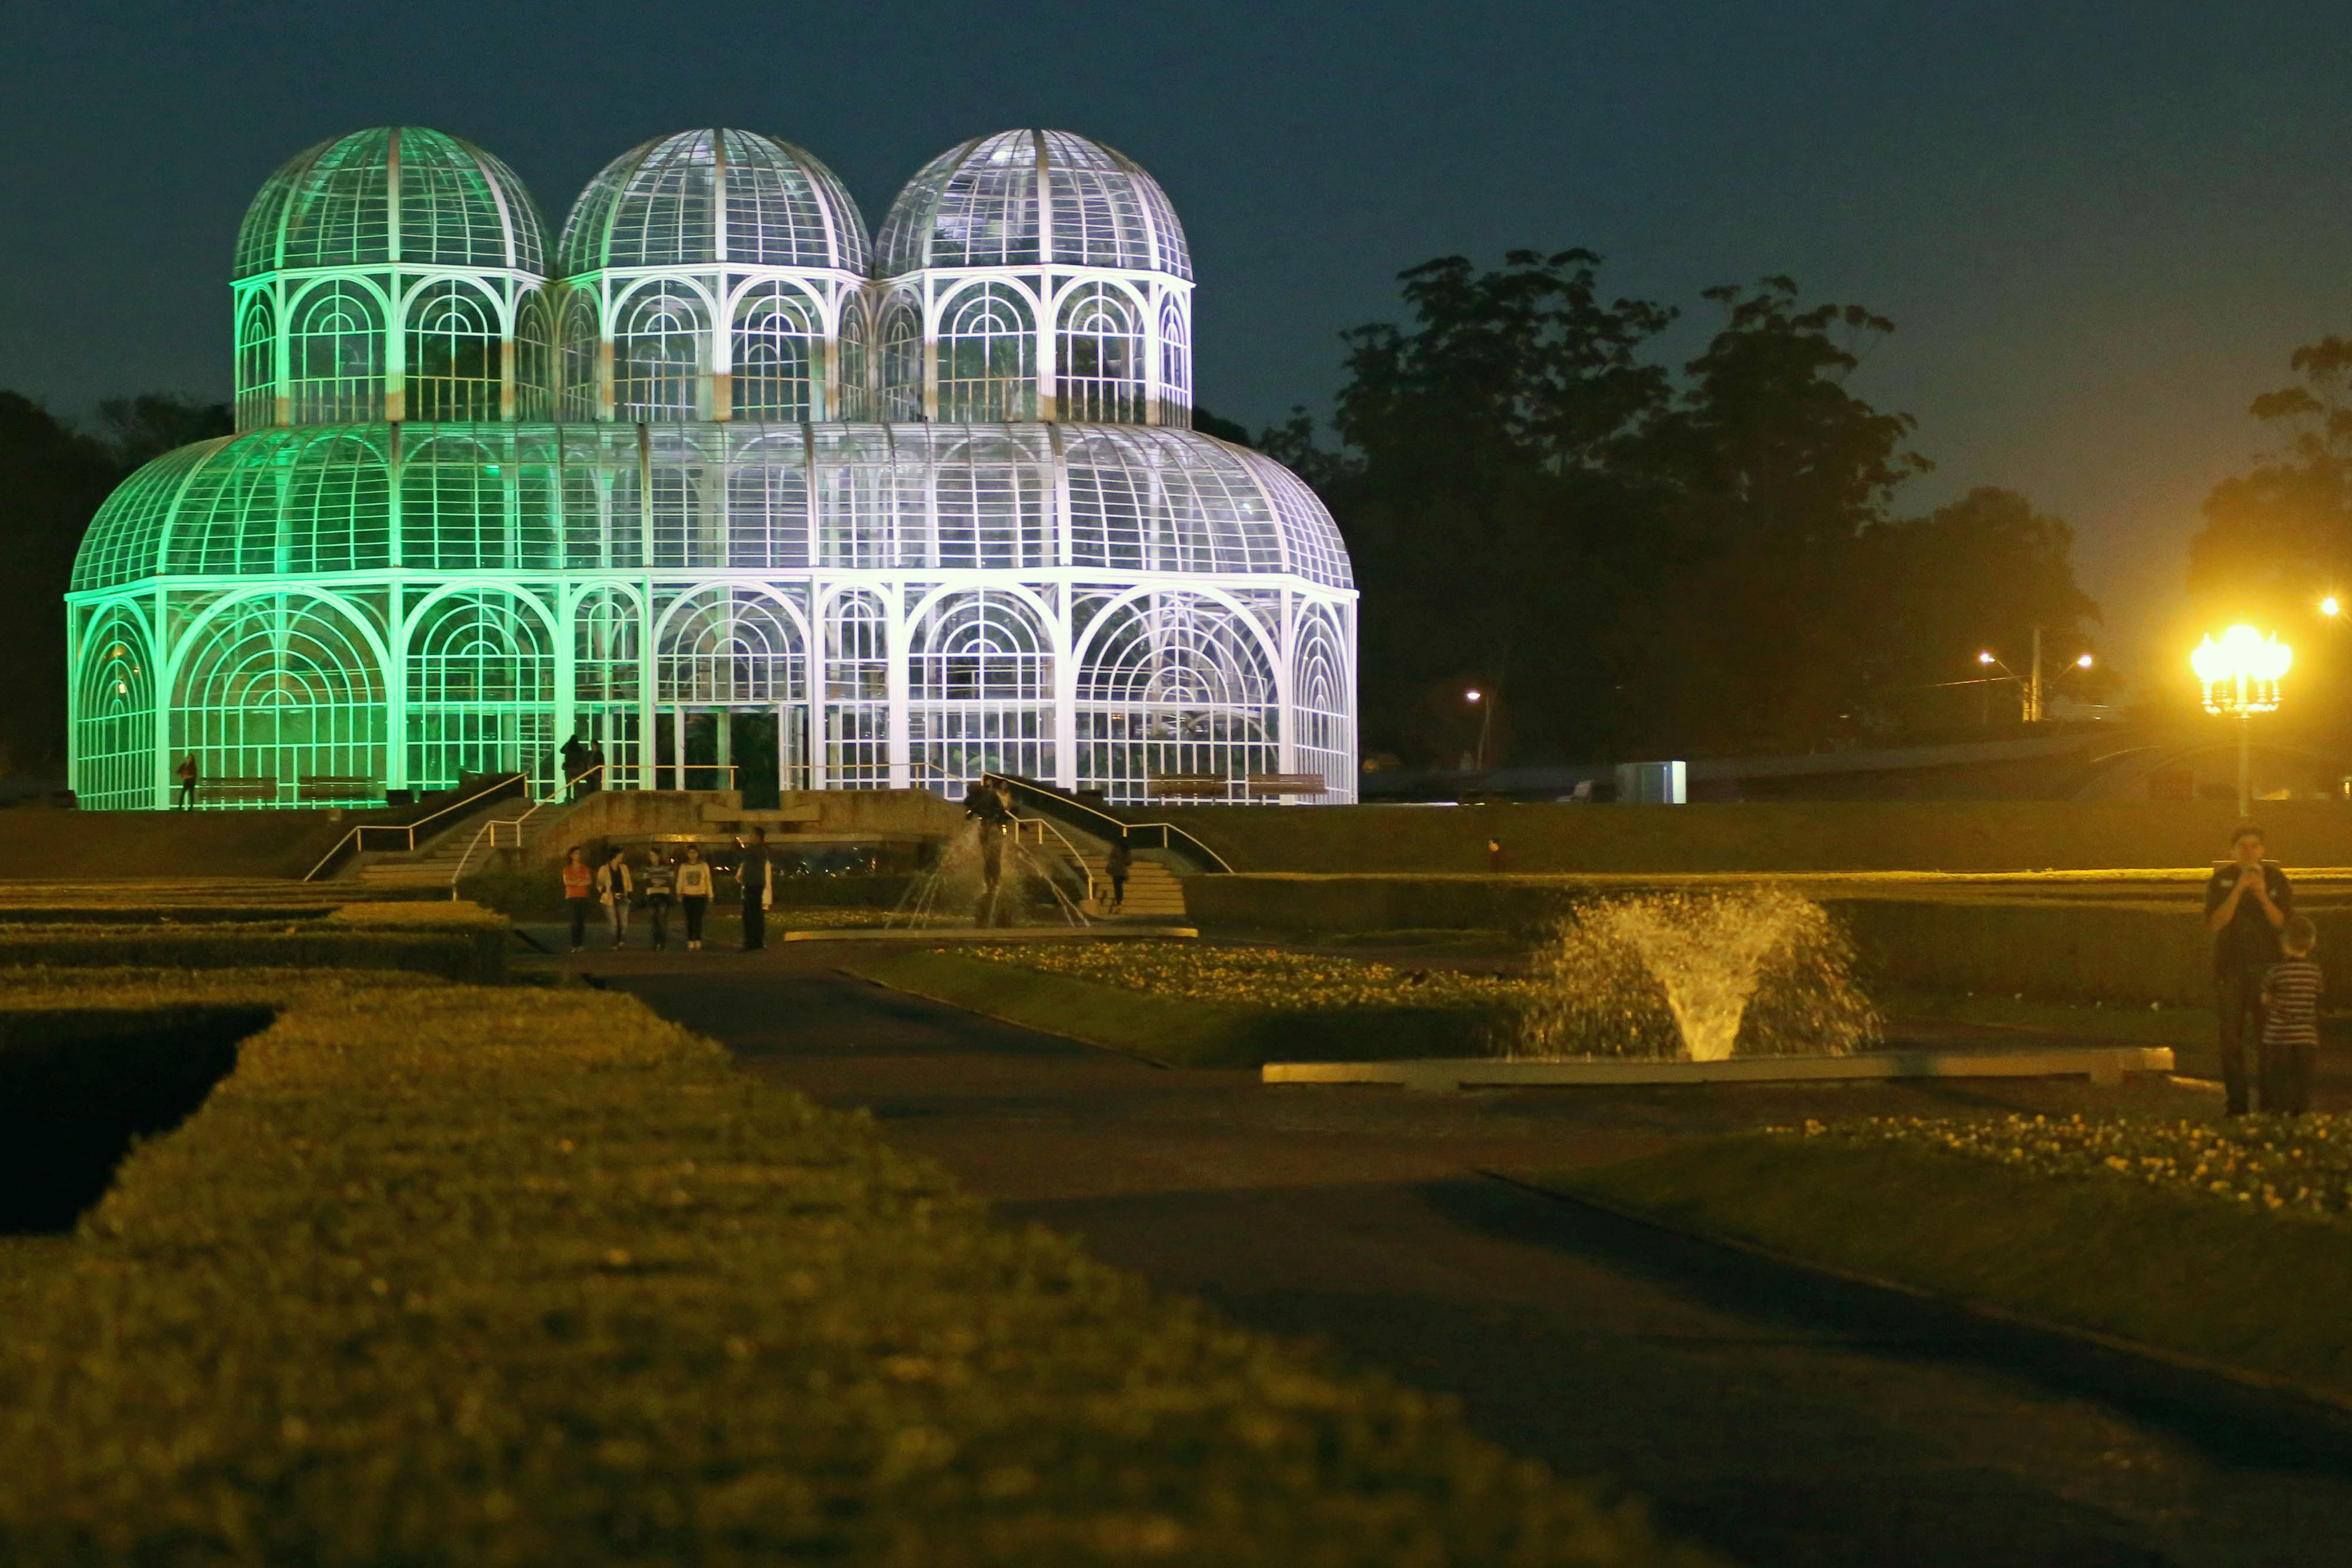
[1262,1044,2176,1093]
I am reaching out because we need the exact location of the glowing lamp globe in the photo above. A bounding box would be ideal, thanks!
[2193,624,2291,714]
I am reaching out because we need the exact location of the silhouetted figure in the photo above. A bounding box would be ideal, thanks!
[1105,834,1132,913]
[737,829,772,950]
[2207,823,2293,1115]
[584,741,607,794]
[965,781,1015,925]
[174,753,199,810]
[559,736,586,800]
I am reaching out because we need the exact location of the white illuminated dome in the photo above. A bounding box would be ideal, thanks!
[559,128,868,276]
[876,129,1190,279]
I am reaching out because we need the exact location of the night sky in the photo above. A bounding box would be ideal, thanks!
[6,0,2350,690]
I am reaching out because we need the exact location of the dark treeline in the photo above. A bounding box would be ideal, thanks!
[0,394,229,777]
[1214,250,2100,771]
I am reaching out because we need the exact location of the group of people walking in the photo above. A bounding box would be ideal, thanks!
[560,830,773,954]
[2209,824,2323,1116]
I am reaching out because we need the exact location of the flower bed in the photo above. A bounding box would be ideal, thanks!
[965,940,1538,1011]
[1787,1112,2352,1219]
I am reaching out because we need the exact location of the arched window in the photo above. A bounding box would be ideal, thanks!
[835,293,870,421]
[1158,297,1191,429]
[658,586,804,705]
[235,294,277,431]
[72,607,156,810]
[513,288,554,420]
[1057,283,1143,423]
[1291,608,1348,791]
[405,280,503,422]
[824,590,890,787]
[878,293,923,421]
[1075,591,1277,802]
[405,590,555,791]
[908,590,1055,787]
[613,285,709,420]
[937,282,1035,422]
[731,283,818,421]
[557,288,601,421]
[173,593,387,805]
[399,434,514,570]
[288,281,384,423]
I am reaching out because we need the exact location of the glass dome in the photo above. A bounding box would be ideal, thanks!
[559,129,868,278]
[233,126,546,279]
[876,129,1190,280]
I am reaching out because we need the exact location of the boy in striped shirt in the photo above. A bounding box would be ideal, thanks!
[2260,915,2323,1115]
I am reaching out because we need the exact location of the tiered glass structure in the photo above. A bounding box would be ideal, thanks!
[68,125,1357,810]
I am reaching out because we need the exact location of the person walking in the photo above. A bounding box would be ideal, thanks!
[737,830,773,951]
[560,847,594,953]
[2206,823,2293,1115]
[173,753,199,810]
[1105,833,1132,914]
[642,850,677,951]
[596,847,634,948]
[676,844,713,950]
[2262,915,2324,1115]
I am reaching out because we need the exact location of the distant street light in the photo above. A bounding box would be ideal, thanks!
[1465,688,1492,773]
[2324,595,2341,618]
[1974,633,2093,724]
[2192,624,2292,817]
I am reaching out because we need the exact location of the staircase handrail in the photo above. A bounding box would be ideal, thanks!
[302,771,531,882]
[1009,813,1100,911]
[981,773,1232,874]
[446,769,594,898]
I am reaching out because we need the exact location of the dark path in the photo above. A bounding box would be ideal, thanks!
[601,950,2352,1568]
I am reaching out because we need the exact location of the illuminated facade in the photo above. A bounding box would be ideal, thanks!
[68,126,1355,810]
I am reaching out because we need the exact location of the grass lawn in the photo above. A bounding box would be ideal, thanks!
[1529,1129,2352,1400]
[0,965,1703,1566]
[842,945,1526,1068]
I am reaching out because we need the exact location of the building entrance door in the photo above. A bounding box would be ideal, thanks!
[654,706,797,808]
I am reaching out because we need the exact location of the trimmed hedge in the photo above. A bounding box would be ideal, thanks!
[0,915,506,982]
[1548,1135,2352,1399]
[0,969,1702,1566]
[843,949,1512,1068]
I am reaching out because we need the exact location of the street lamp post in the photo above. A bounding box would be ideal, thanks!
[2191,624,2292,819]
[1465,688,1492,773]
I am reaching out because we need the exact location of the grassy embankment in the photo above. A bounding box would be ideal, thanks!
[843,944,1530,1068]
[1534,1123,2352,1399]
[0,900,509,979]
[0,957,1704,1564]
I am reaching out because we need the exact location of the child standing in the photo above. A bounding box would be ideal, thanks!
[2261,915,2324,1115]
[560,847,593,953]
[676,845,713,951]
[642,851,677,951]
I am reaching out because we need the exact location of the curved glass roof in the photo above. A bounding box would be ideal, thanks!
[233,126,546,279]
[73,423,1348,594]
[876,129,1190,280]
[559,129,868,278]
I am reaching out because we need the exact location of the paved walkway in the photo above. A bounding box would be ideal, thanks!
[579,944,2352,1568]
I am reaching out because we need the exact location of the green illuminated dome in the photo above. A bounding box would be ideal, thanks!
[234,126,547,279]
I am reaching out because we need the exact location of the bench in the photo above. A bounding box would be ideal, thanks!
[1247,773,1331,797]
[297,775,383,802]
[193,777,280,804]
[1148,774,1229,798]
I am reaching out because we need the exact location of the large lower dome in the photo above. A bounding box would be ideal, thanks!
[68,423,1355,810]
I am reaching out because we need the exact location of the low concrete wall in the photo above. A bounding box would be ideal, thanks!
[1138,799,2352,875]
[517,788,964,872]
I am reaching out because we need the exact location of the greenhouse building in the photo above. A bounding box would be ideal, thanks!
[68,125,1357,810]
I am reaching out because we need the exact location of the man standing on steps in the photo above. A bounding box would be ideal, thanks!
[2206,823,2293,1115]
[736,828,773,951]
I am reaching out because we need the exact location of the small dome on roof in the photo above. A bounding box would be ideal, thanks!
[233,126,546,279]
[876,129,1190,280]
[559,129,868,277]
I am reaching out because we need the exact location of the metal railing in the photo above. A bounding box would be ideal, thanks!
[446,767,602,898]
[302,771,530,882]
[982,773,1234,874]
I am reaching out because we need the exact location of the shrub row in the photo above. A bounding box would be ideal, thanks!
[0,905,508,982]
[0,968,1696,1566]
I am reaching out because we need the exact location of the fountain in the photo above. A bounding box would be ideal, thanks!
[1516,890,1879,1062]
[887,816,1092,930]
